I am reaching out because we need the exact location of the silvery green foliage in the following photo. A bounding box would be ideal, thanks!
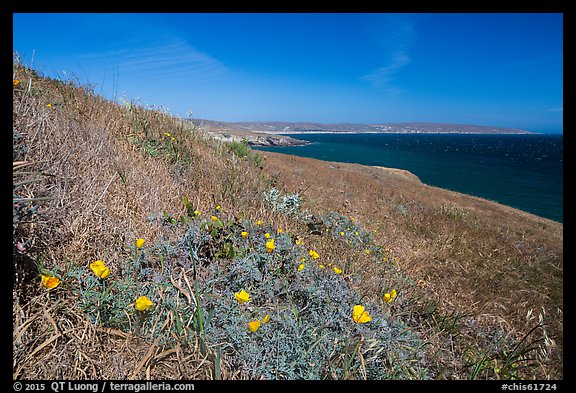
[263,187,304,217]
[193,223,428,379]
[321,211,380,253]
[199,249,428,379]
[70,211,428,379]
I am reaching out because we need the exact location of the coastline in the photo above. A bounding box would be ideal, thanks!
[254,133,563,223]
[201,128,542,147]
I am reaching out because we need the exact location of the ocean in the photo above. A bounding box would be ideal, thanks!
[254,133,563,223]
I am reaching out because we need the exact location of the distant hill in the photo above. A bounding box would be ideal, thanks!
[190,119,535,135]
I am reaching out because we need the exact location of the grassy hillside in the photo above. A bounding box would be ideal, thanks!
[12,59,562,380]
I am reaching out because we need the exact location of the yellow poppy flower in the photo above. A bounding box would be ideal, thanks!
[295,238,303,245]
[136,238,145,249]
[277,228,283,234]
[248,319,261,332]
[309,250,319,259]
[266,239,275,253]
[216,205,221,210]
[383,289,397,303]
[135,296,153,311]
[333,267,342,275]
[298,263,305,271]
[13,79,20,87]
[46,103,52,108]
[41,274,61,290]
[193,210,201,216]
[211,215,218,221]
[264,232,270,239]
[352,305,372,324]
[262,314,270,324]
[340,232,344,236]
[318,264,325,269]
[163,132,171,137]
[241,231,248,238]
[257,220,262,226]
[365,249,370,255]
[90,260,110,279]
[234,289,251,304]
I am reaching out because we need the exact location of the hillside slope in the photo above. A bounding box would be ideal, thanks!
[12,62,562,380]
[262,152,563,378]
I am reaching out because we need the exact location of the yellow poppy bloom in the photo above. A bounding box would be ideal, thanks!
[333,267,342,275]
[163,132,171,137]
[193,210,201,216]
[266,239,275,253]
[264,232,270,238]
[46,103,52,108]
[365,249,370,255]
[135,296,153,311]
[257,220,262,226]
[277,228,283,234]
[41,274,61,290]
[90,260,110,279]
[340,232,344,236]
[13,79,20,87]
[262,314,270,324]
[295,238,303,245]
[211,215,218,221]
[234,289,251,304]
[241,231,248,238]
[248,319,261,332]
[318,264,325,269]
[352,305,372,324]
[136,238,145,249]
[309,250,319,259]
[383,289,397,303]
[216,205,221,210]
[298,263,305,271]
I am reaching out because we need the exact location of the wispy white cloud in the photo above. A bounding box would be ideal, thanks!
[79,37,228,84]
[361,16,419,91]
[362,52,411,90]
[545,106,563,113]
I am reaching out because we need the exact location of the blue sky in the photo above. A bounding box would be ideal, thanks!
[13,13,563,133]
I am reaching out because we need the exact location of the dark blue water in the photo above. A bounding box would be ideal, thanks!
[254,133,563,223]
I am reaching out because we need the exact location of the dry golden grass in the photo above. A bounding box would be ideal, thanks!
[261,152,563,379]
[12,64,270,379]
[13,60,562,380]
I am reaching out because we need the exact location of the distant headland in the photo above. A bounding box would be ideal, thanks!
[191,119,536,146]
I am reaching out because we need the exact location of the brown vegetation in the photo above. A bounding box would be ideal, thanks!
[262,152,563,379]
[13,60,562,380]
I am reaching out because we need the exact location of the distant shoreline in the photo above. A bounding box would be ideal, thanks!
[191,119,537,135]
[262,130,541,135]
